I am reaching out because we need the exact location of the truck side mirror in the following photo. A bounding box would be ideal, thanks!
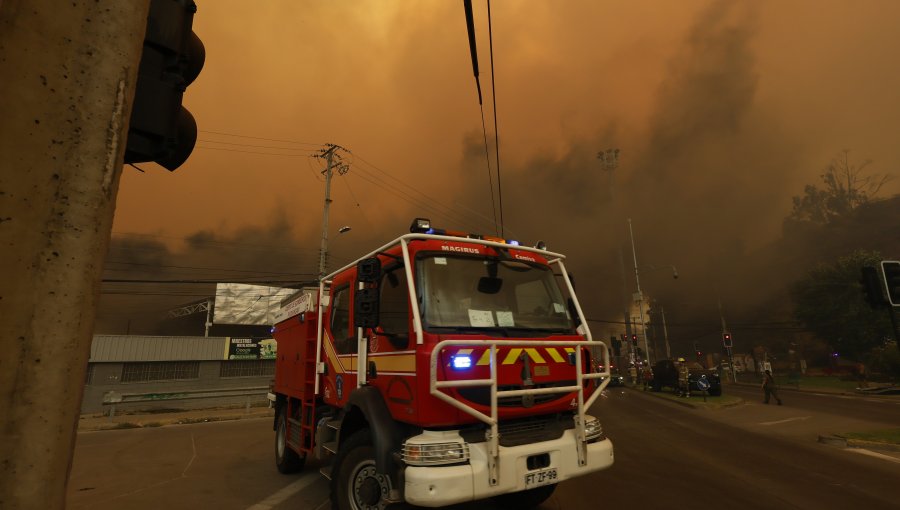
[357,257,381,283]
[354,257,381,329]
[354,288,379,328]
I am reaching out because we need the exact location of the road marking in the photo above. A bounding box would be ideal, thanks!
[182,433,197,477]
[846,448,900,464]
[758,416,811,426]
[246,472,321,510]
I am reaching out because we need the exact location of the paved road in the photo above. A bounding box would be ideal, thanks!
[68,388,900,510]
[722,383,900,427]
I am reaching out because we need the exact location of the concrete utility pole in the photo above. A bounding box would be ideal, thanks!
[628,219,651,365]
[316,144,348,279]
[660,305,672,359]
[0,2,150,509]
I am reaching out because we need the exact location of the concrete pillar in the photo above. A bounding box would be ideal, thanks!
[0,1,150,508]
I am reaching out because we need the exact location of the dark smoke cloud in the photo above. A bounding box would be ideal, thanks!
[454,1,816,356]
[97,209,320,334]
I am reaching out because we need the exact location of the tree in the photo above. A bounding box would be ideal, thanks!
[789,150,892,225]
[790,250,893,359]
[867,340,900,380]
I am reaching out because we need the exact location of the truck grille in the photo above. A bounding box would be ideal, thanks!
[457,381,576,408]
[459,414,575,447]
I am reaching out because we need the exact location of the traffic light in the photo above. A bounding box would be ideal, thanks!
[125,0,205,171]
[861,266,887,309]
[880,261,900,306]
[722,332,733,348]
[630,334,638,347]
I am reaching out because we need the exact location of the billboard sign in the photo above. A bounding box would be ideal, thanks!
[213,283,297,325]
[225,337,277,360]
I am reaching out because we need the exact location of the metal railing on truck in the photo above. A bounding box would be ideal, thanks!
[430,338,610,486]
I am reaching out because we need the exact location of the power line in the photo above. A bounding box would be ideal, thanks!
[110,231,322,254]
[351,153,495,232]
[487,0,504,237]
[199,130,321,146]
[463,0,504,237]
[194,145,310,157]
[104,259,314,277]
[102,278,313,285]
[479,103,499,236]
[197,139,318,152]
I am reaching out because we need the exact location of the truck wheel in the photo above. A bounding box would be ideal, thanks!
[331,430,393,510]
[492,484,556,509]
[276,408,305,474]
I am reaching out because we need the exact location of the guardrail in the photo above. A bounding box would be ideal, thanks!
[101,386,268,417]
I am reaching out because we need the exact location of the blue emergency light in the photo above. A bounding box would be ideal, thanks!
[451,355,472,370]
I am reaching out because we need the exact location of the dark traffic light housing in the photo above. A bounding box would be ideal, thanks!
[880,261,900,306]
[610,336,622,357]
[125,0,205,171]
[861,265,887,309]
[722,332,733,348]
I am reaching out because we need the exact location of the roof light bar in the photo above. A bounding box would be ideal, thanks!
[408,218,522,247]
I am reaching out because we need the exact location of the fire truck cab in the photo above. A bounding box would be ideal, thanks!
[269,218,614,509]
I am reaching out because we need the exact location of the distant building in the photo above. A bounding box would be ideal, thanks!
[82,334,275,414]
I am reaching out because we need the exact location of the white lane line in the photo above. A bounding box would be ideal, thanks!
[847,448,900,464]
[182,433,197,477]
[246,472,321,510]
[758,416,811,426]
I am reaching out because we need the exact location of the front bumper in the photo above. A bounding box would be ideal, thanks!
[404,426,614,507]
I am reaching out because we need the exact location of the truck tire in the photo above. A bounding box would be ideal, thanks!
[331,430,394,510]
[492,484,556,509]
[275,408,305,474]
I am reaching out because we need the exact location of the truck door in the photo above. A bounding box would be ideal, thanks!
[323,281,357,404]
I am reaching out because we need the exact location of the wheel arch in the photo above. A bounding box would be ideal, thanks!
[341,386,403,477]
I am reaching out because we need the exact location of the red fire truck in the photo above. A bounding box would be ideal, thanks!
[269,218,614,509]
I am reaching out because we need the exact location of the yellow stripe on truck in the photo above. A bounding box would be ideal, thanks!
[468,345,577,366]
[546,347,566,363]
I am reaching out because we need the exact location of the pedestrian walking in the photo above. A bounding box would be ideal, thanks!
[642,366,653,391]
[762,369,782,405]
[677,358,690,397]
[856,362,869,389]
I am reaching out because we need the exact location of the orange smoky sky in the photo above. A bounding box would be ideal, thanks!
[107,0,900,332]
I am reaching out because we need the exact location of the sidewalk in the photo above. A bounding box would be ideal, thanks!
[78,405,275,432]
[627,384,900,456]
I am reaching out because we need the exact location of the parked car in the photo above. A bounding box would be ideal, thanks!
[650,359,722,396]
[602,373,625,387]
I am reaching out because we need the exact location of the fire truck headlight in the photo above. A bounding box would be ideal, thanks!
[584,416,605,442]
[451,355,472,370]
[402,441,470,466]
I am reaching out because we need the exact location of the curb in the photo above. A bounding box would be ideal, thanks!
[818,435,900,452]
[624,385,744,409]
[78,408,275,432]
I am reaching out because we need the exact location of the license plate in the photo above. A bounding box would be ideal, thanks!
[524,467,558,489]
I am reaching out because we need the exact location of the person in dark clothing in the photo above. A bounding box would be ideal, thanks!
[762,369,782,405]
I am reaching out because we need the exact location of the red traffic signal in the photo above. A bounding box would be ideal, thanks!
[722,332,733,348]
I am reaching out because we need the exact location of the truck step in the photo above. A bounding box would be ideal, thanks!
[319,465,332,480]
[322,441,338,455]
[325,419,342,430]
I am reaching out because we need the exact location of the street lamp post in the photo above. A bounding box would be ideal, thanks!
[628,218,678,364]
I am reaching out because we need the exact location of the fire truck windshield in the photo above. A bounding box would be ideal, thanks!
[417,254,576,335]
